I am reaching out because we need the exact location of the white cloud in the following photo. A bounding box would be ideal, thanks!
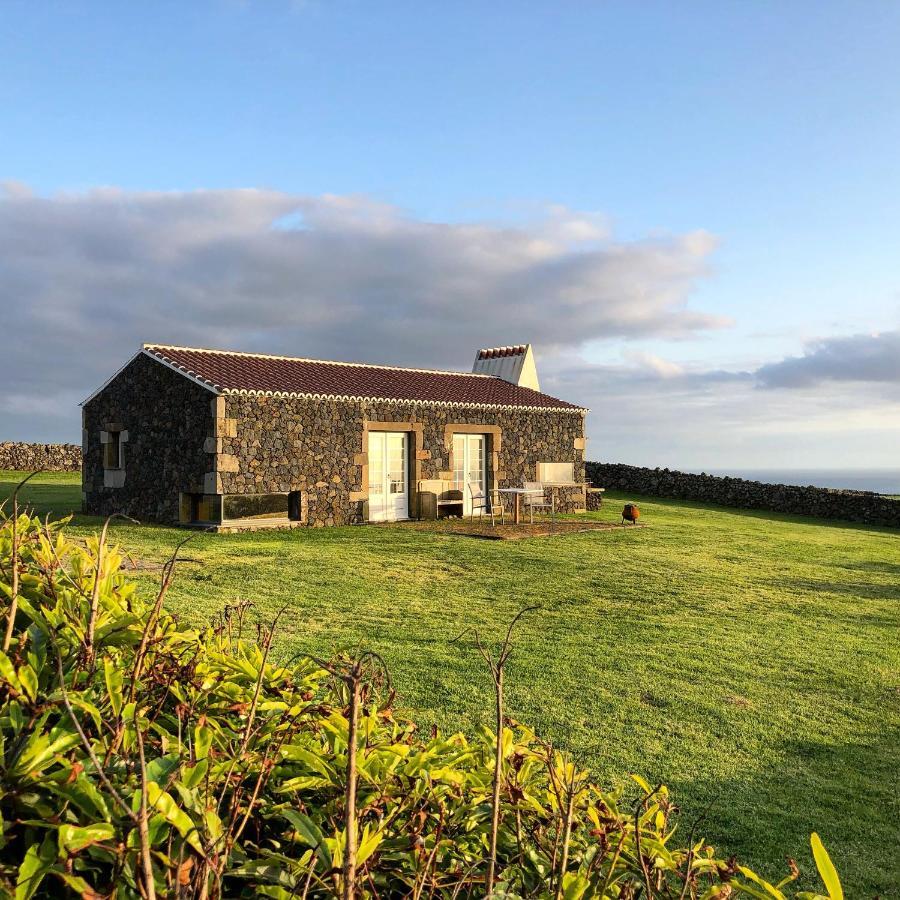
[2,185,896,469]
[539,351,900,469]
[755,330,900,388]
[1,186,724,440]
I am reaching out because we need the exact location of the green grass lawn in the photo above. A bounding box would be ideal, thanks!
[3,470,899,895]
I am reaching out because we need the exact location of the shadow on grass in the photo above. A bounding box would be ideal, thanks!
[677,726,900,898]
[841,560,900,577]
[0,472,83,519]
[774,576,900,603]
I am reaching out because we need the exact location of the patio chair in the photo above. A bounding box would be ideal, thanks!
[468,481,505,526]
[523,481,554,525]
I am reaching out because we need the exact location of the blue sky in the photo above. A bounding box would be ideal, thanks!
[2,2,899,467]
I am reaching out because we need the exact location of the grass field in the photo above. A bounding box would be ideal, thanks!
[2,470,898,895]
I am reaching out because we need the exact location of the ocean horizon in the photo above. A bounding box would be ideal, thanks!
[696,468,900,495]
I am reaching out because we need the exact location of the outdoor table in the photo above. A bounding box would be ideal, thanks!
[497,487,542,525]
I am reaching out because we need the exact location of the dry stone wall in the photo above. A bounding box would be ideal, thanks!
[586,462,900,528]
[0,442,82,472]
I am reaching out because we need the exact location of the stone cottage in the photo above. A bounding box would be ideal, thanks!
[81,343,588,529]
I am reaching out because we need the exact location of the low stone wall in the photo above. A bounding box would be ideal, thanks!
[586,462,900,528]
[0,441,82,473]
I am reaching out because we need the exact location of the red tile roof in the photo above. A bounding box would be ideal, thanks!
[143,345,585,412]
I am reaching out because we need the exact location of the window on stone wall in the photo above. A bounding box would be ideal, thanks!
[222,493,290,522]
[537,462,575,483]
[182,494,222,524]
[103,431,123,469]
[288,491,304,522]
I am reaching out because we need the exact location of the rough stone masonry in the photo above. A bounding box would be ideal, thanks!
[80,351,586,527]
[0,441,82,472]
[586,462,900,528]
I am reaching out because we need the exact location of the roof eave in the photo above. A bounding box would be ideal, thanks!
[143,348,223,395]
[220,387,586,414]
[80,348,222,407]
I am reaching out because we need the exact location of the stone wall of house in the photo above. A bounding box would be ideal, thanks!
[218,395,586,526]
[585,462,900,528]
[82,353,214,522]
[0,442,82,472]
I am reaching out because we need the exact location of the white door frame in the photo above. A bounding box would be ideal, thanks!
[367,431,409,522]
[452,433,487,515]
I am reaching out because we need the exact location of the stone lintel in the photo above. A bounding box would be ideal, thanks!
[444,423,502,451]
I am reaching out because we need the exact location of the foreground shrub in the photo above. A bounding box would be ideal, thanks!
[0,503,842,898]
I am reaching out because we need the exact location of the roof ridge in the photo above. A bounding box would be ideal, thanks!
[143,343,498,380]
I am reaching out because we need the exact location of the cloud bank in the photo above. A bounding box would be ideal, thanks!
[1,184,724,440]
[756,331,900,388]
[2,184,897,469]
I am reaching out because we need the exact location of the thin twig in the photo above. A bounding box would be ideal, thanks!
[634,783,663,899]
[136,716,158,900]
[471,605,540,898]
[556,769,577,899]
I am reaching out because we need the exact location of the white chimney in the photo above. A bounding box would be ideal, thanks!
[472,344,540,391]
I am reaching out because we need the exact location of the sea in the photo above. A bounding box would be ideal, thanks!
[697,468,900,495]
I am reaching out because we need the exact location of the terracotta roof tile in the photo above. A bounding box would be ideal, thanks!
[143,345,584,412]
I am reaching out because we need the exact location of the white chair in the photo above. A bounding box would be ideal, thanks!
[523,481,554,524]
[468,481,505,526]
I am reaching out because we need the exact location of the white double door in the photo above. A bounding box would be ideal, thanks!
[368,431,409,522]
[453,433,487,515]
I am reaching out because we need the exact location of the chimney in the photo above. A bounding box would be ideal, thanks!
[472,344,540,391]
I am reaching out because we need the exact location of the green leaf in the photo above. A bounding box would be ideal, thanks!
[0,651,23,692]
[103,658,123,717]
[279,809,331,869]
[146,754,180,786]
[811,833,843,900]
[17,665,38,703]
[561,871,590,900]
[58,822,116,854]
[10,726,80,778]
[180,759,208,790]
[736,866,787,898]
[194,723,213,761]
[7,700,24,733]
[15,836,55,900]
[630,773,652,794]
[280,744,337,779]
[144,783,206,856]
[356,824,383,866]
